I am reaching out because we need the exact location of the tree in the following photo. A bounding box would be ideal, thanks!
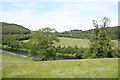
[89,17,113,58]
[29,27,59,61]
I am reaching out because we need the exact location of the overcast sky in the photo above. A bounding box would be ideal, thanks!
[0,0,119,32]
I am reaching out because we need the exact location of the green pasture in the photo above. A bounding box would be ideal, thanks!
[54,37,118,48]
[2,37,118,48]
[2,51,118,78]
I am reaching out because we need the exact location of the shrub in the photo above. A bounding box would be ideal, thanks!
[91,53,97,58]
[32,56,42,61]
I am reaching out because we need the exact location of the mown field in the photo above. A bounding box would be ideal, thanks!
[54,37,118,48]
[2,51,118,78]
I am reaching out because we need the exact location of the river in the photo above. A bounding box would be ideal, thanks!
[1,49,72,60]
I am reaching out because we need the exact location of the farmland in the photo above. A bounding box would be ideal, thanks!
[54,37,118,48]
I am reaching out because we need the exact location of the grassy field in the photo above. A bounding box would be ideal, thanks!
[0,51,2,79]
[54,37,118,48]
[54,37,90,48]
[4,37,117,48]
[2,51,118,78]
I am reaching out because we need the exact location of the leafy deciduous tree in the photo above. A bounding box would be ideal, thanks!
[29,27,59,61]
[89,17,114,58]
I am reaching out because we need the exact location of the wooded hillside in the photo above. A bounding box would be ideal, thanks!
[1,22,31,34]
[58,26,119,40]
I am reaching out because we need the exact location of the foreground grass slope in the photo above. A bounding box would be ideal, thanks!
[54,37,118,48]
[0,51,2,79]
[2,51,118,78]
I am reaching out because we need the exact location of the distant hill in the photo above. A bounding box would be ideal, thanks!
[58,26,119,40]
[1,22,119,40]
[1,22,31,34]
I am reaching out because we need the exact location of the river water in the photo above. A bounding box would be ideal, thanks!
[1,49,71,60]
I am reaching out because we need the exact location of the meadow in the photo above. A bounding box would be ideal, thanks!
[1,22,119,79]
[54,37,118,48]
[0,51,2,79]
[3,37,117,49]
[2,51,118,78]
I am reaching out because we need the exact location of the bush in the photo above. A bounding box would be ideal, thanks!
[91,53,97,58]
[32,56,42,61]
[82,50,90,59]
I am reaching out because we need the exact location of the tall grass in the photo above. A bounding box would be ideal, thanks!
[0,50,2,79]
[2,51,118,78]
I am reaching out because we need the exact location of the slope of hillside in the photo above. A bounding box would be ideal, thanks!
[2,51,118,78]
[1,22,31,34]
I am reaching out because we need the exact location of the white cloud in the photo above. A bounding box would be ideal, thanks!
[52,8,63,11]
[0,0,119,2]
[1,1,118,32]
[11,2,36,9]
[39,5,46,8]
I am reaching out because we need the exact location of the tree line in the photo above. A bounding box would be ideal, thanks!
[58,26,118,40]
[2,34,31,49]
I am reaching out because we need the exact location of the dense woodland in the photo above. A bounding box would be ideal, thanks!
[1,17,119,61]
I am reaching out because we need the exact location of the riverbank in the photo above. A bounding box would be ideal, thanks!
[1,48,76,60]
[2,45,28,53]
[2,45,77,59]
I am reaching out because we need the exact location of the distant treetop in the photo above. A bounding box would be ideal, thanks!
[70,29,82,32]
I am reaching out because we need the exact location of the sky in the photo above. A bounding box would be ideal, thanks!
[0,0,119,32]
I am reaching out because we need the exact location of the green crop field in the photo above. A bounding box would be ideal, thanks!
[2,51,118,78]
[54,37,118,48]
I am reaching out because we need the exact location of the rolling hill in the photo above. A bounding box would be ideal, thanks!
[1,22,31,34]
[58,26,119,40]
